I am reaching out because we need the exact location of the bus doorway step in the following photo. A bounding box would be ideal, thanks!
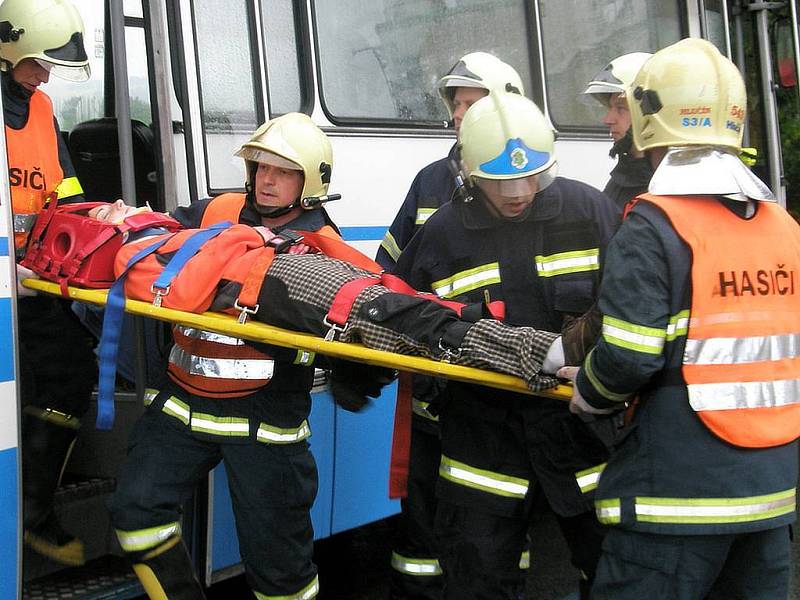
[24,476,118,582]
[22,554,142,600]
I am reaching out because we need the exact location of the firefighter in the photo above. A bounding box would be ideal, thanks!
[377,51,524,267]
[1,0,97,566]
[393,91,619,600]
[377,52,526,600]
[558,38,800,599]
[583,52,653,210]
[107,114,344,600]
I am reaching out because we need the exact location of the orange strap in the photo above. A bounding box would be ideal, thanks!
[389,371,413,499]
[621,196,641,221]
[235,246,276,322]
[200,193,247,228]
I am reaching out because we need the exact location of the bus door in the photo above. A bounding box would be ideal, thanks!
[18,1,182,597]
[0,78,21,600]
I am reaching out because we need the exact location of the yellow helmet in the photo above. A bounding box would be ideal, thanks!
[583,52,652,106]
[235,113,333,199]
[437,52,525,119]
[459,91,557,188]
[0,0,90,81]
[629,38,746,153]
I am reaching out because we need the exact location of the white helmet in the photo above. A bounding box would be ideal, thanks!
[235,113,333,200]
[628,38,746,153]
[583,52,652,107]
[460,92,557,192]
[437,52,525,120]
[0,0,90,82]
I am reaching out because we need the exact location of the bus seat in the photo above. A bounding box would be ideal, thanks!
[68,117,159,209]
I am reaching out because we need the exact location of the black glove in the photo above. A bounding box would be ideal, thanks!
[329,359,397,412]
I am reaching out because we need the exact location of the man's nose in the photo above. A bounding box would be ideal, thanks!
[34,63,50,84]
[264,171,278,185]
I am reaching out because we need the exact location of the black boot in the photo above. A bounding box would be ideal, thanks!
[130,535,207,600]
[22,409,85,566]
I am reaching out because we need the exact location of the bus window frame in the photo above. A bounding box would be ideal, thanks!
[165,0,203,205]
[258,0,315,118]
[190,0,266,197]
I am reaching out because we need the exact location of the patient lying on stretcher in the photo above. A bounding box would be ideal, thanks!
[74,200,596,392]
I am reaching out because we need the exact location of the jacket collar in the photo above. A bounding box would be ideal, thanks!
[1,70,33,129]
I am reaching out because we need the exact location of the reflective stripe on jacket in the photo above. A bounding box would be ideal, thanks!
[641,194,800,448]
[167,325,275,398]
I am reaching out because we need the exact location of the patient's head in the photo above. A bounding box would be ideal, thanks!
[88,200,146,223]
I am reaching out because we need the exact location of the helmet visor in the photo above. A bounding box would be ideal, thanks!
[475,175,539,198]
[35,59,90,82]
[236,146,302,170]
[440,76,487,90]
[39,32,90,81]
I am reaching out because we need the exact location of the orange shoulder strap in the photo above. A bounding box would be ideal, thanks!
[298,228,382,273]
[200,192,247,228]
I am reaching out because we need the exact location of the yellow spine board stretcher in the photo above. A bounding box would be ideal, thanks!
[22,278,571,401]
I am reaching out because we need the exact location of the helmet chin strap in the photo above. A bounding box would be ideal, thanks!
[609,128,634,158]
[252,198,302,218]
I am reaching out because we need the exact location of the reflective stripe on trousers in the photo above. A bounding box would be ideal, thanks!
[116,522,181,553]
[155,393,311,443]
[254,574,319,600]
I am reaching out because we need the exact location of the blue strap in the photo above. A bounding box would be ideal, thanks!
[152,221,232,294]
[95,222,232,429]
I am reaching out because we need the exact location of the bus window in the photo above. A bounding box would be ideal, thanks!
[192,0,261,191]
[125,26,152,126]
[538,0,682,131]
[45,0,152,131]
[260,0,306,115]
[313,0,534,125]
[44,0,105,131]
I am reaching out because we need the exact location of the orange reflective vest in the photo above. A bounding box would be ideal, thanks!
[199,192,247,228]
[641,193,800,448]
[7,90,64,250]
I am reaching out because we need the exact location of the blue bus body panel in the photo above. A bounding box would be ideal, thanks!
[0,295,15,382]
[0,446,18,599]
[0,238,19,598]
[331,381,400,533]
